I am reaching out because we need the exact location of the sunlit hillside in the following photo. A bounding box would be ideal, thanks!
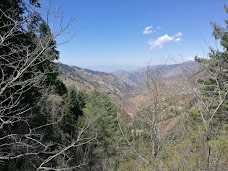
[0,0,227,171]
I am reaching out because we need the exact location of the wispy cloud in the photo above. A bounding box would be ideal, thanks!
[143,26,153,35]
[143,26,161,35]
[174,37,181,42]
[175,32,182,37]
[148,32,183,49]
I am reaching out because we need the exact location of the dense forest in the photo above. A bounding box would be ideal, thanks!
[0,0,227,170]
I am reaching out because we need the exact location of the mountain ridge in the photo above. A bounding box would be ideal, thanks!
[59,61,200,101]
[59,63,137,104]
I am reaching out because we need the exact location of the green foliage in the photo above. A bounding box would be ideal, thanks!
[67,88,85,117]
[83,91,121,170]
[195,5,228,126]
[189,107,202,123]
[157,123,228,171]
[1,1,228,170]
[118,159,141,171]
[50,79,68,96]
[61,88,87,138]
[0,0,62,170]
[0,1,59,107]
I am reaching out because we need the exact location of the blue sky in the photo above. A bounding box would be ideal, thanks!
[51,0,227,68]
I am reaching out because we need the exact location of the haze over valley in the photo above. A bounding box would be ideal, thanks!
[1,0,227,170]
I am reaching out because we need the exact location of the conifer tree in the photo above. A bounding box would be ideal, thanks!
[195,5,228,128]
[83,91,121,170]
[195,4,228,169]
[0,1,72,170]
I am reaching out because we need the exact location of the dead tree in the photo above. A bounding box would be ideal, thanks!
[140,64,165,158]
[0,1,95,170]
[194,53,228,170]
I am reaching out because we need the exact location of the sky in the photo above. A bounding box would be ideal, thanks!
[46,0,228,68]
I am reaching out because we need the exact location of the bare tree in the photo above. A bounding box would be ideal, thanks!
[0,1,96,170]
[194,54,228,169]
[123,62,191,163]
[140,64,165,158]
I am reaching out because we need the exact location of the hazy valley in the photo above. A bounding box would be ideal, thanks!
[59,61,200,136]
[1,1,227,170]
[59,61,199,109]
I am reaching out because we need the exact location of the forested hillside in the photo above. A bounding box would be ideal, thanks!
[0,1,227,171]
[59,63,137,105]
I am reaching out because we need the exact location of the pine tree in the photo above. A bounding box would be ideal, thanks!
[0,0,60,170]
[195,5,228,127]
[83,91,121,170]
[194,4,228,169]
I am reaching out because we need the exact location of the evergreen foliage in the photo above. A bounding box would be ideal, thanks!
[1,1,227,170]
[0,0,65,170]
[83,91,121,170]
[195,5,228,126]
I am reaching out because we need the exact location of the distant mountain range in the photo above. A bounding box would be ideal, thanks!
[83,65,141,72]
[59,61,200,101]
[59,61,201,137]
[113,61,200,85]
[59,64,137,101]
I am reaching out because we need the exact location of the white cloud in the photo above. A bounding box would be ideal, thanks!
[148,34,173,48]
[143,26,161,35]
[174,37,181,42]
[148,32,183,49]
[174,32,183,37]
[143,26,153,35]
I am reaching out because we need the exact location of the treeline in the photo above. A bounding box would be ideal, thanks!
[0,0,228,171]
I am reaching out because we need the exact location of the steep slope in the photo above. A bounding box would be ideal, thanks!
[163,61,200,78]
[113,70,143,85]
[59,63,136,99]
[113,61,200,85]
[59,61,200,107]
[122,61,200,112]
